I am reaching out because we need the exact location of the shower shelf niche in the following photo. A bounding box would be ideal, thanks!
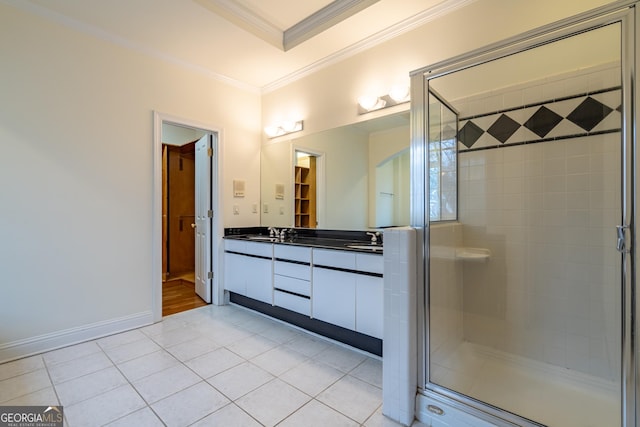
[455,247,491,261]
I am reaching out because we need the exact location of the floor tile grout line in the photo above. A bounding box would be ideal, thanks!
[0,359,56,406]
[0,354,46,383]
[3,305,385,427]
[362,402,384,426]
[95,342,170,426]
[184,401,262,427]
[40,340,104,368]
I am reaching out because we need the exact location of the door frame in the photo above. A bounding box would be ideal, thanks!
[292,145,325,228]
[152,112,223,322]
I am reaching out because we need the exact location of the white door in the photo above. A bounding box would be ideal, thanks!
[195,134,212,303]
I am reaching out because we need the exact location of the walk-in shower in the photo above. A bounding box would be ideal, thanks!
[411,3,637,426]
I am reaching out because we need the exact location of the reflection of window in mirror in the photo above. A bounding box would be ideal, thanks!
[294,151,317,228]
[375,148,410,227]
[428,90,458,221]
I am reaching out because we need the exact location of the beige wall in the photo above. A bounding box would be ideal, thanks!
[262,0,616,137]
[0,3,261,355]
[0,0,620,359]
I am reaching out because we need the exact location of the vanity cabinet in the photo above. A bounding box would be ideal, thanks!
[273,245,311,316]
[223,237,383,353]
[312,249,383,338]
[223,240,273,304]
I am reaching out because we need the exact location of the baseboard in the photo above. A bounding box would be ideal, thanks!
[0,311,154,363]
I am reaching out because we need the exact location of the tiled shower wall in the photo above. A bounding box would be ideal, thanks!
[429,223,464,367]
[455,63,622,380]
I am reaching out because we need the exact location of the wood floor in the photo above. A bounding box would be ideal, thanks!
[162,273,207,316]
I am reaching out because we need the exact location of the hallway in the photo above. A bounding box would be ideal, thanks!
[162,272,207,316]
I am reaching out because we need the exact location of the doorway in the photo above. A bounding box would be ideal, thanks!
[294,151,317,228]
[162,139,207,316]
[293,149,325,228]
[153,113,221,322]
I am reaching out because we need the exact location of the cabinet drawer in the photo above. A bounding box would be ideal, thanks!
[313,248,356,270]
[224,239,272,258]
[356,253,383,275]
[274,261,310,280]
[274,274,310,297]
[274,245,311,263]
[244,241,273,258]
[274,290,310,316]
[224,239,245,253]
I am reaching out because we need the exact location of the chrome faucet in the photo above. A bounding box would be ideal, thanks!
[268,227,278,237]
[366,231,380,244]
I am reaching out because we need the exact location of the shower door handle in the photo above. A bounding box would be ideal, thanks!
[616,225,629,253]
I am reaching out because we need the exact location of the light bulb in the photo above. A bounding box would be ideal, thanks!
[282,121,298,132]
[358,95,381,111]
[389,85,409,103]
[264,126,280,138]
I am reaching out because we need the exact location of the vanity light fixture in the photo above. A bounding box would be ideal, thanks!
[358,85,410,114]
[388,85,410,103]
[358,95,387,111]
[264,120,304,138]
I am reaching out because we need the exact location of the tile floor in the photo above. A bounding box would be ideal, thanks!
[0,304,420,427]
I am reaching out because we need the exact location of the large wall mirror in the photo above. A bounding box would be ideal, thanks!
[261,112,410,230]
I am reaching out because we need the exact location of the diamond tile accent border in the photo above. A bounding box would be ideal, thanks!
[458,121,483,148]
[487,114,520,143]
[524,106,563,138]
[458,87,622,152]
[566,96,614,131]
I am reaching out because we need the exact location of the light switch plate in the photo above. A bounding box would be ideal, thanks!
[263,204,269,213]
[233,205,239,215]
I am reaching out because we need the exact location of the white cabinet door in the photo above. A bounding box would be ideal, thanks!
[312,267,355,330]
[245,256,273,304]
[356,275,383,338]
[195,135,213,303]
[224,252,246,295]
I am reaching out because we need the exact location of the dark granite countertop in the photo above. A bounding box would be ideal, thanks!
[223,227,383,254]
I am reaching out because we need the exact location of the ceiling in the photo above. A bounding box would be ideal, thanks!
[13,0,471,92]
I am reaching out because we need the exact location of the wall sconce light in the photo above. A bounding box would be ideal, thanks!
[358,86,410,114]
[264,120,304,138]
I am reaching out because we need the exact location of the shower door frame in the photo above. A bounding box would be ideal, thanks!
[410,1,638,426]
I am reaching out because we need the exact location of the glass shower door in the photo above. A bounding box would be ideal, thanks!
[424,22,625,427]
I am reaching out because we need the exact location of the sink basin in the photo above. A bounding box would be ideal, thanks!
[247,236,277,241]
[346,244,383,251]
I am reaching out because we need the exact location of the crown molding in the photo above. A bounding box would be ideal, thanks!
[1,0,260,93]
[197,0,382,51]
[3,0,475,94]
[284,0,380,51]
[263,0,476,93]
[195,0,283,48]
